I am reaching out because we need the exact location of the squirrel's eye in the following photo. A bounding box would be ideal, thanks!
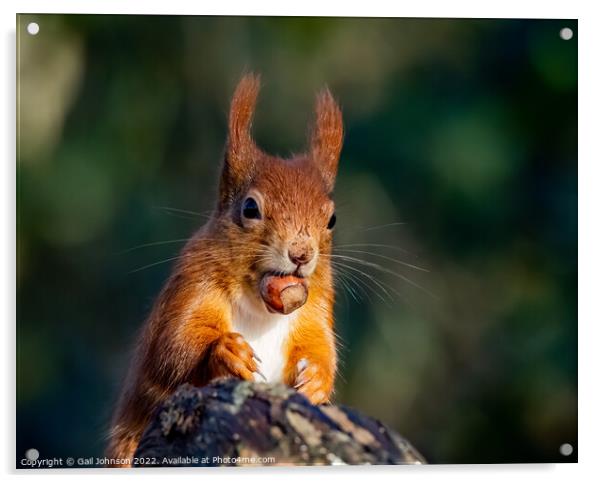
[327,213,337,230]
[242,197,261,220]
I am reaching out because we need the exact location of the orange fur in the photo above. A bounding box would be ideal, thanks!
[283,262,337,403]
[107,73,343,466]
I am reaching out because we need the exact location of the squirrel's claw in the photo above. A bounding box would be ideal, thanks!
[294,358,311,388]
[294,359,310,389]
[252,350,266,380]
[293,358,326,398]
[296,358,308,373]
[294,378,308,389]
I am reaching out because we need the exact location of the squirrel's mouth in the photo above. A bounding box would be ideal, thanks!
[259,271,308,315]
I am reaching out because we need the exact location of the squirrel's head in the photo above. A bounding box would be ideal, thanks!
[216,74,343,313]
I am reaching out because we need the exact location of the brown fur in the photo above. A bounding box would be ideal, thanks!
[106,73,343,466]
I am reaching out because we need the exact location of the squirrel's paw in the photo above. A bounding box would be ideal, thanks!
[293,358,330,405]
[210,332,263,381]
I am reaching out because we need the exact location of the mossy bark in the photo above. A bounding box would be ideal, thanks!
[134,378,425,466]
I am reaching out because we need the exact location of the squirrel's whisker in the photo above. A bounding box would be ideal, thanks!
[118,238,192,255]
[334,242,415,257]
[341,266,390,305]
[331,255,424,299]
[129,250,266,274]
[342,270,374,302]
[332,264,374,302]
[127,255,189,274]
[159,211,199,221]
[342,273,370,304]
[329,260,392,304]
[358,221,407,232]
[331,254,436,299]
[335,274,357,306]
[123,237,262,256]
[337,221,406,235]
[330,249,429,272]
[331,267,363,303]
[154,206,210,218]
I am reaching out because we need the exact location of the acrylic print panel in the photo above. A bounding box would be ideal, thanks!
[16,14,577,467]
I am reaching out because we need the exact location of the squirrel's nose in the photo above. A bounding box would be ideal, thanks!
[288,244,314,266]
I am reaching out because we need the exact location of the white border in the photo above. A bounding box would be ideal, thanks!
[3,0,584,18]
[3,1,599,482]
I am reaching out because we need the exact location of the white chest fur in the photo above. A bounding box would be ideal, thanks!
[231,294,296,383]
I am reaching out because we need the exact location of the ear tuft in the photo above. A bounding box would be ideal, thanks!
[228,73,261,162]
[220,73,262,208]
[310,88,343,192]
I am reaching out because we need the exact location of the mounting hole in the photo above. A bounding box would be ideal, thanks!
[27,22,39,36]
[559,443,573,456]
[559,27,573,41]
[25,448,39,461]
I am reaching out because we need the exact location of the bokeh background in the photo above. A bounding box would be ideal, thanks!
[16,15,577,464]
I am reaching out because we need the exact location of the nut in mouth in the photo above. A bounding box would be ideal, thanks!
[259,271,309,315]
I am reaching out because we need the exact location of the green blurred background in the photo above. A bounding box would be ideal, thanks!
[16,15,577,464]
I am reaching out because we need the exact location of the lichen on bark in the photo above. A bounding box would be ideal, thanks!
[134,378,425,466]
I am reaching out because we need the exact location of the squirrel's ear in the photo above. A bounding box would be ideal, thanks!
[220,73,262,206]
[310,88,343,192]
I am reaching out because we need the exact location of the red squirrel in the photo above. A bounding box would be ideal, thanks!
[107,74,343,465]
